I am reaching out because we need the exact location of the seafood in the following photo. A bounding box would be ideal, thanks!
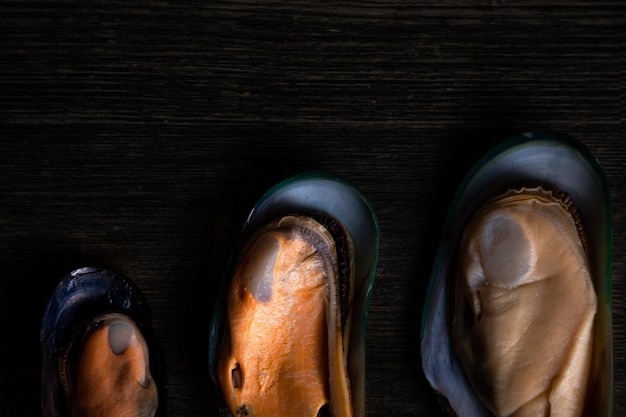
[68,313,158,417]
[217,215,354,417]
[209,173,379,417]
[40,267,165,417]
[452,186,596,416]
[421,133,613,417]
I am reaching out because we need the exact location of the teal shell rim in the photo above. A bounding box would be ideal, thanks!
[419,131,613,415]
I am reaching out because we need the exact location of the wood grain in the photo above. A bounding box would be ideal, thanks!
[1,1,623,416]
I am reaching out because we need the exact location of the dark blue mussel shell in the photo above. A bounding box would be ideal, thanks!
[40,267,166,417]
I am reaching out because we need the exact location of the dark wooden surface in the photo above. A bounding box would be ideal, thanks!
[1,1,624,416]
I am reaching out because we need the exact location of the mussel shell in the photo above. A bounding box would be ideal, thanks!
[40,267,166,417]
[208,172,379,417]
[420,133,613,416]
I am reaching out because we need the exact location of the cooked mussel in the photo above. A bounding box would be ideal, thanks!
[217,214,354,417]
[66,312,158,417]
[209,173,379,417]
[453,186,596,416]
[421,133,613,417]
[40,267,165,417]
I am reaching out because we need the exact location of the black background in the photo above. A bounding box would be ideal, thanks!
[1,1,624,416]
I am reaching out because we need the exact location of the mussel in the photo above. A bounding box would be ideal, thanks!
[453,186,596,416]
[40,267,166,417]
[209,173,379,417]
[421,133,613,417]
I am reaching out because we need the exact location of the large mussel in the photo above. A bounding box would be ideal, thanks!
[40,267,166,417]
[208,172,379,417]
[421,133,613,417]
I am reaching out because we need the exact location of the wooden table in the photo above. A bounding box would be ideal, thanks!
[1,1,623,415]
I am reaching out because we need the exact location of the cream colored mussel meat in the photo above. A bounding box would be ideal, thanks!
[452,186,597,417]
[217,215,354,417]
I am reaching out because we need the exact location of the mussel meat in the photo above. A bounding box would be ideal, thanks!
[452,186,596,417]
[216,214,355,417]
[67,313,158,417]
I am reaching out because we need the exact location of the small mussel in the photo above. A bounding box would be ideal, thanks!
[209,173,379,417]
[40,267,165,417]
[421,133,613,417]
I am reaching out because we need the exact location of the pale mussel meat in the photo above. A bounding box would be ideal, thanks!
[421,133,613,417]
[40,267,165,417]
[209,173,379,417]
[453,186,596,416]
